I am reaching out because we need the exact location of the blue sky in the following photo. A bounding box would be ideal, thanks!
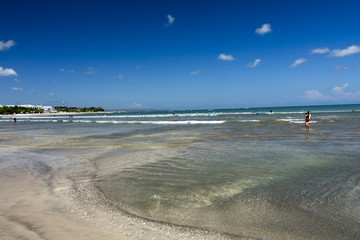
[1,0,360,110]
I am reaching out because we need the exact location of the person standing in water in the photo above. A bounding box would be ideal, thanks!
[305,111,312,129]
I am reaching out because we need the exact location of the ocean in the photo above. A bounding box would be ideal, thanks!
[1,104,360,239]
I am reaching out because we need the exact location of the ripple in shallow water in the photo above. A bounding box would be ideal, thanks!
[98,140,360,239]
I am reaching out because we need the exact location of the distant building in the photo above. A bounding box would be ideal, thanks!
[39,105,56,113]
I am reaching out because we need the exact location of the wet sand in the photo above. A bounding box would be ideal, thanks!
[0,146,239,240]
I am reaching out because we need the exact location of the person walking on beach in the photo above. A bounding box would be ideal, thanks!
[13,117,17,124]
[305,111,312,129]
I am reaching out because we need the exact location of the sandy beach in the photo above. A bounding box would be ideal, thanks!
[0,146,237,240]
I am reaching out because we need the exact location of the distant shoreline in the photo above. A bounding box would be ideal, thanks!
[0,111,123,118]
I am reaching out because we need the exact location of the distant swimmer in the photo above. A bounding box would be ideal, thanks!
[13,117,17,124]
[305,111,312,129]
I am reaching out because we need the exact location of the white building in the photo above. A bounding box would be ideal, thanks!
[2,104,56,113]
[40,105,56,112]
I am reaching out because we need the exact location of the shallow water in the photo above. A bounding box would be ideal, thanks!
[1,104,360,239]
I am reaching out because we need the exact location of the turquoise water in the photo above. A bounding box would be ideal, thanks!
[1,104,360,239]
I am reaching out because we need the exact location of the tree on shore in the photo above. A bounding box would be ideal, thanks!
[54,106,104,112]
[0,106,44,114]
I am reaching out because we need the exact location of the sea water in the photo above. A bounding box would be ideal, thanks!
[1,104,360,239]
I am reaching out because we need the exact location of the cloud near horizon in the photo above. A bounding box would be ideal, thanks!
[332,83,349,95]
[247,59,262,68]
[0,67,18,77]
[130,102,142,108]
[218,53,236,61]
[304,83,360,102]
[255,23,271,35]
[0,40,15,51]
[331,45,360,57]
[290,58,307,68]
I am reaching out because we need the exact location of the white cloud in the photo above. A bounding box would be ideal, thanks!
[189,70,202,76]
[334,64,348,72]
[331,45,360,57]
[118,74,124,80]
[166,14,175,26]
[311,47,330,54]
[255,23,271,35]
[290,58,307,68]
[11,87,23,91]
[247,59,262,68]
[332,83,349,94]
[304,83,360,102]
[304,90,330,101]
[332,83,360,99]
[0,67,18,77]
[49,92,55,96]
[0,40,15,51]
[130,103,142,108]
[218,53,236,61]
[14,78,21,83]
[85,70,95,75]
[85,67,96,75]
[60,68,75,73]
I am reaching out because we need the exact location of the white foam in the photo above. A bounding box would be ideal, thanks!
[277,118,302,124]
[235,120,261,123]
[72,120,92,123]
[276,118,319,124]
[151,195,161,199]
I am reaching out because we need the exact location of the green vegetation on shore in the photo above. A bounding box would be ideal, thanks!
[0,105,44,114]
[54,106,105,112]
[0,105,105,115]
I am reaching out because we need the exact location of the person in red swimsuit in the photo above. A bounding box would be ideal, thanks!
[305,111,312,129]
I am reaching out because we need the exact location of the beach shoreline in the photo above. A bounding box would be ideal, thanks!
[0,111,119,118]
